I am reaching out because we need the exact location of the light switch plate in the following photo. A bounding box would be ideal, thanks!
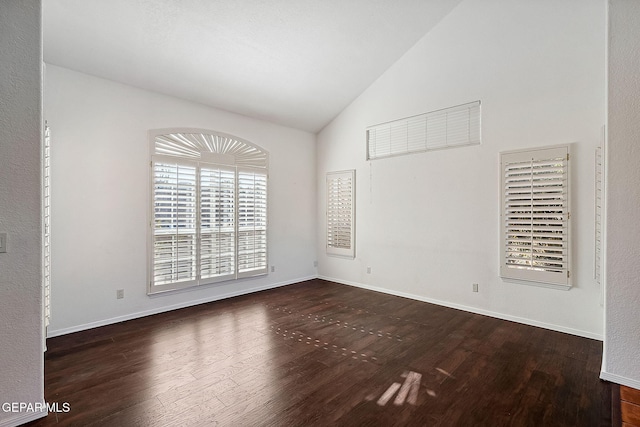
[0,233,6,253]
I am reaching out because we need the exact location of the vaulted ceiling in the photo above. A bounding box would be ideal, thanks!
[44,0,462,133]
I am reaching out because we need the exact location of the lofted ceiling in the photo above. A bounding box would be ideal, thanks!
[44,0,462,133]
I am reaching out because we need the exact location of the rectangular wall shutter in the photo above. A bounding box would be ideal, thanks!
[500,146,570,288]
[326,170,355,258]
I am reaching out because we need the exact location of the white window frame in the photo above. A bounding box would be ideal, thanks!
[500,145,571,290]
[326,170,355,259]
[148,129,268,294]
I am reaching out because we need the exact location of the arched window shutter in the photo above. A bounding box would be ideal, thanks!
[149,129,268,294]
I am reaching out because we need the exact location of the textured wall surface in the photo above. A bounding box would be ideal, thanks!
[317,0,606,339]
[0,1,45,426]
[44,65,317,335]
[603,0,640,389]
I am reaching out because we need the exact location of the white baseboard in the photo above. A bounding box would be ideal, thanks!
[48,274,603,342]
[318,275,603,341]
[47,276,317,338]
[0,410,46,427]
[600,371,640,389]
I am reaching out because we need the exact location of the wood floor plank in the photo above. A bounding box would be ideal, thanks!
[622,386,640,405]
[27,279,611,426]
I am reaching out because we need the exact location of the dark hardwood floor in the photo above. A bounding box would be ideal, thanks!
[27,279,611,426]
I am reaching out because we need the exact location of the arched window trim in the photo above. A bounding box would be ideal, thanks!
[149,128,269,168]
[148,129,269,295]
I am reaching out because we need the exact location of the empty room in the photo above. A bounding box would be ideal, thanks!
[1,0,640,426]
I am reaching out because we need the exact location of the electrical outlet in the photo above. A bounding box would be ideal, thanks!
[117,289,124,299]
[270,266,275,273]
[472,283,479,292]
[313,260,318,267]
[366,266,372,274]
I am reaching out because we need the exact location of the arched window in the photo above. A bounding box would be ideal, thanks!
[148,129,268,294]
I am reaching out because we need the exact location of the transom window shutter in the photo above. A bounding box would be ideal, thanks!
[326,170,355,258]
[149,129,268,294]
[367,101,481,160]
[500,146,570,289]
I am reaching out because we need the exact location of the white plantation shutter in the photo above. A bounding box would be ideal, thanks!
[500,146,570,288]
[153,162,197,287]
[43,124,51,328]
[367,101,481,160]
[149,129,268,293]
[326,170,355,258]
[200,166,235,282]
[594,146,603,286]
[237,169,268,276]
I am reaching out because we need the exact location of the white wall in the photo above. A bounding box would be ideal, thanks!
[602,0,640,389]
[317,0,606,339]
[0,1,45,426]
[45,65,317,336]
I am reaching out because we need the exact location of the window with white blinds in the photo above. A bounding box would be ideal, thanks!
[366,101,481,160]
[500,145,571,289]
[326,170,355,258]
[149,129,268,294]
